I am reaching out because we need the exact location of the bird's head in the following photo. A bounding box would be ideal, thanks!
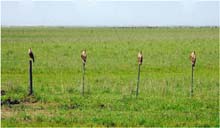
[138,51,142,56]
[82,49,86,53]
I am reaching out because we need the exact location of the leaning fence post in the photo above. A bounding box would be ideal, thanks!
[81,50,87,96]
[189,51,196,97]
[28,48,35,96]
[136,51,143,97]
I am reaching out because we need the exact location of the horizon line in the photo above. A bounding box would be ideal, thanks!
[1,25,219,28]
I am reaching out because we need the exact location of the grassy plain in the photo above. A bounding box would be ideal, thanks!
[1,27,219,126]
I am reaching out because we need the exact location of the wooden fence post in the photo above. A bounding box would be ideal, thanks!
[136,64,141,97]
[82,63,85,96]
[29,60,33,95]
[190,65,194,97]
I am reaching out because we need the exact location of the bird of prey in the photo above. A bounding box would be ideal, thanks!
[28,48,35,62]
[138,51,143,65]
[190,51,196,67]
[81,50,87,64]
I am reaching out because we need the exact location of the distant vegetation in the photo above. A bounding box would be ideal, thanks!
[1,27,219,127]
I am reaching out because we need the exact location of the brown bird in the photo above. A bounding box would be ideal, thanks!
[28,48,35,62]
[138,51,143,65]
[81,50,87,64]
[190,51,196,67]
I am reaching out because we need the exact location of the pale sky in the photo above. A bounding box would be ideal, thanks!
[1,0,219,26]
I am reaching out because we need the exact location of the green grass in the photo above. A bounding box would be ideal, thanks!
[1,27,219,127]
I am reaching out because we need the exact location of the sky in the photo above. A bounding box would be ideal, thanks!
[1,0,219,26]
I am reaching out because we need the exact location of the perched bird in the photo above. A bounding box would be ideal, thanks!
[190,51,196,67]
[28,48,35,62]
[138,51,143,65]
[81,50,87,64]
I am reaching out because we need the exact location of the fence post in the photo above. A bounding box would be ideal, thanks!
[190,65,194,97]
[136,64,141,97]
[29,60,33,95]
[82,63,85,96]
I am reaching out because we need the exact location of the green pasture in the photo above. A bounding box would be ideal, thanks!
[1,27,219,126]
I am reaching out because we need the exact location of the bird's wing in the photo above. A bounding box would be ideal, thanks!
[81,54,86,62]
[189,54,193,60]
[32,53,35,62]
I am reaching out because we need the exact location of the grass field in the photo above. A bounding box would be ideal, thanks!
[1,27,219,127]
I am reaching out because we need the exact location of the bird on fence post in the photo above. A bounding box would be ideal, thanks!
[81,50,87,65]
[136,51,143,97]
[29,48,35,63]
[28,48,35,96]
[190,51,196,68]
[81,50,87,96]
[138,51,143,65]
[189,51,196,97]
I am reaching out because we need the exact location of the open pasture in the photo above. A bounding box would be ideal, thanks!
[1,27,219,126]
